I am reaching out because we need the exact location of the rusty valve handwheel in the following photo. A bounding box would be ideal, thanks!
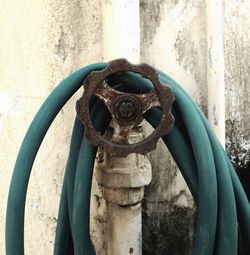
[76,58,175,157]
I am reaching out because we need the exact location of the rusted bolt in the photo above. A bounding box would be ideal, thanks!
[113,95,141,125]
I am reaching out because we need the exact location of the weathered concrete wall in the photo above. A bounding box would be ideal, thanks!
[224,1,250,216]
[224,0,250,170]
[140,1,206,253]
[140,0,207,112]
[1,0,250,254]
[0,0,103,254]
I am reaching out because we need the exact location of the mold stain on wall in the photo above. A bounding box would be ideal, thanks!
[139,0,165,44]
[224,0,250,201]
[224,2,250,252]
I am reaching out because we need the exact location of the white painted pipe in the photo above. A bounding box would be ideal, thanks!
[107,203,142,255]
[96,130,152,255]
[206,0,225,146]
[101,1,143,254]
[102,0,140,63]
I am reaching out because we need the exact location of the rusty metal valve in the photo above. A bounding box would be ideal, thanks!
[76,58,175,157]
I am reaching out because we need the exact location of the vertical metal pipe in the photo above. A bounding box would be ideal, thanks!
[102,0,140,62]
[100,1,145,254]
[107,203,142,255]
[206,0,225,146]
[95,129,152,255]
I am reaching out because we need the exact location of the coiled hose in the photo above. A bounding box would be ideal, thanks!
[5,62,250,255]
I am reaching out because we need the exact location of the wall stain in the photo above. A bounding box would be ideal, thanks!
[142,202,196,255]
[174,30,202,83]
[226,119,250,200]
[55,28,67,62]
[212,104,219,126]
[140,0,165,43]
[208,36,213,68]
[226,119,250,254]
[226,120,250,171]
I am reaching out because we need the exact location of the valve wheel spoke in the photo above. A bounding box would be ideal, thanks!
[112,122,134,143]
[136,90,161,113]
[95,80,122,112]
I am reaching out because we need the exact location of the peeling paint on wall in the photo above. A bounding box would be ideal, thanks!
[226,120,250,171]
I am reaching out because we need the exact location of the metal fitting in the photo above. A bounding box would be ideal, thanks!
[76,58,175,157]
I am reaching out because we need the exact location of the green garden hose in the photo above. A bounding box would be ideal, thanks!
[6,62,250,255]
